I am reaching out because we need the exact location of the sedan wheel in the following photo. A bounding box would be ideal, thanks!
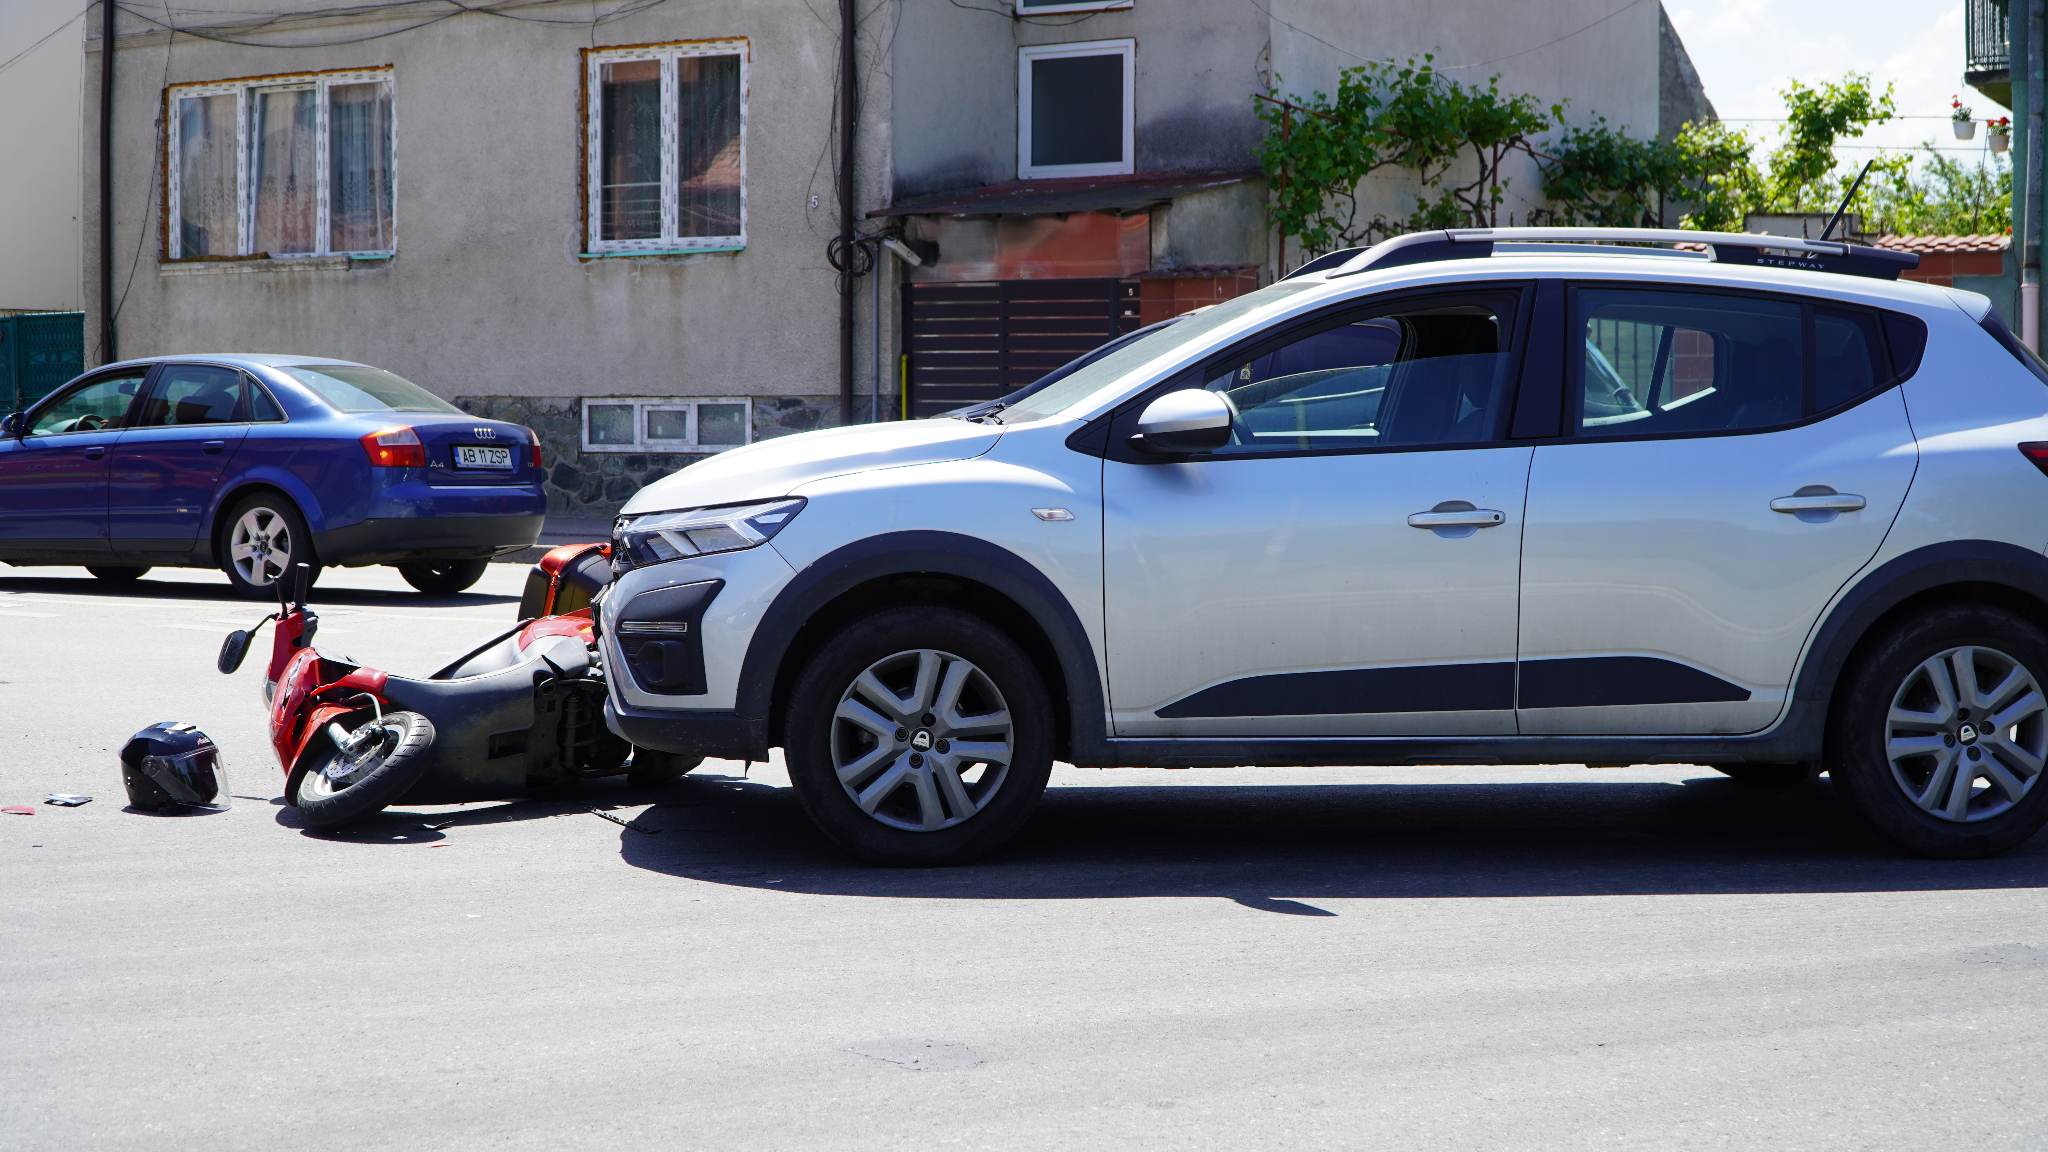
[221,496,317,599]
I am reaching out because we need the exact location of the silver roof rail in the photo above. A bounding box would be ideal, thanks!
[1333,227,1919,280]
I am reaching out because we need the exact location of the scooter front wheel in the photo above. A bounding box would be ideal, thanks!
[289,711,436,830]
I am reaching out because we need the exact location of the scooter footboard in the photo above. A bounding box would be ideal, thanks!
[378,636,592,803]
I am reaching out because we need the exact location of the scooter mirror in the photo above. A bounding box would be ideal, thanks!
[218,629,252,675]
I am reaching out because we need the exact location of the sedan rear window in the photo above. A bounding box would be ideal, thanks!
[282,365,461,414]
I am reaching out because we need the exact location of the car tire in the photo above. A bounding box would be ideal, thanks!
[85,565,150,585]
[784,606,1055,865]
[627,748,704,785]
[1831,604,2048,858]
[397,559,490,596]
[221,493,319,600]
[1710,762,1817,787]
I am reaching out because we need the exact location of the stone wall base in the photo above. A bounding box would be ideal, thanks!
[456,393,843,520]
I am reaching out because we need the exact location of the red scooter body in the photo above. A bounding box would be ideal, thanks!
[220,547,620,822]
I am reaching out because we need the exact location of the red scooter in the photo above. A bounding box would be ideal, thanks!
[217,549,688,829]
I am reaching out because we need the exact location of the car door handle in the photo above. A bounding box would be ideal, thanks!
[1770,487,1866,515]
[82,446,106,460]
[202,440,226,455]
[1408,501,1507,530]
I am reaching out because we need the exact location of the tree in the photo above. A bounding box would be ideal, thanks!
[1863,147,2012,235]
[1255,57,1556,256]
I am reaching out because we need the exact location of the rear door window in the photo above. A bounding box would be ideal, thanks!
[1570,289,1911,439]
[1574,288,1803,437]
[134,364,249,427]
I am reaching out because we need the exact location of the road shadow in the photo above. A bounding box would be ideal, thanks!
[273,781,684,843]
[0,572,517,608]
[614,772,2048,905]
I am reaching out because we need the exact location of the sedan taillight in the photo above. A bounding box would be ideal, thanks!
[522,425,544,469]
[361,425,425,468]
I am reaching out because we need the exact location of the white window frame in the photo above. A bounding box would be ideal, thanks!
[1017,39,1135,179]
[584,39,750,256]
[1015,0,1131,14]
[164,68,396,261]
[580,397,753,452]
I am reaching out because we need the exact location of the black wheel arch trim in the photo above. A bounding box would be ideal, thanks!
[736,531,1108,755]
[1791,539,2048,713]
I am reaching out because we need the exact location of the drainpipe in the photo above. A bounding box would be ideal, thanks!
[837,0,857,425]
[98,0,117,363]
[2026,0,2045,351]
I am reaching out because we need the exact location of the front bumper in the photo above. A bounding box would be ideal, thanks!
[604,697,769,761]
[317,513,544,566]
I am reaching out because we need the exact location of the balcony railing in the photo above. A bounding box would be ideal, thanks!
[1967,0,2010,76]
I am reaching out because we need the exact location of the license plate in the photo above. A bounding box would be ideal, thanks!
[454,445,514,470]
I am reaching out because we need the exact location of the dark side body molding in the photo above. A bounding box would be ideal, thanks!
[620,537,2048,769]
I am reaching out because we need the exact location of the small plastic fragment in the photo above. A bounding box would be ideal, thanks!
[3,805,34,816]
[45,794,92,807]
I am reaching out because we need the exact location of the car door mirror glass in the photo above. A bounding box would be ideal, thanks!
[0,412,17,438]
[1131,389,1233,456]
[217,629,252,675]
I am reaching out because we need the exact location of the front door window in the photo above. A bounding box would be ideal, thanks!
[29,373,148,436]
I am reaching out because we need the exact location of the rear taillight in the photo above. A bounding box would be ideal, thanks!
[361,425,425,468]
[2021,443,2048,478]
[523,425,543,468]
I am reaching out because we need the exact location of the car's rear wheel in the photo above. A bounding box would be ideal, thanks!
[221,494,319,599]
[1831,605,2048,857]
[85,565,150,586]
[396,559,490,596]
[784,606,1054,865]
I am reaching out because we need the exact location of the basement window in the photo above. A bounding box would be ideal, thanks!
[1018,39,1134,179]
[165,69,395,260]
[585,40,748,255]
[1016,0,1132,12]
[582,398,752,452]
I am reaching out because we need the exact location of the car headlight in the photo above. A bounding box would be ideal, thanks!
[616,498,805,568]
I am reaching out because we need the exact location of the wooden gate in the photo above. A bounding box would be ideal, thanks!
[900,278,1140,419]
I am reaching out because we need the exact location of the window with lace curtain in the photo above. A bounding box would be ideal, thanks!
[165,68,395,261]
[583,40,747,255]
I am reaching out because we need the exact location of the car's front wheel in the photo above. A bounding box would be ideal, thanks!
[396,559,490,596]
[783,606,1055,865]
[1831,605,2048,857]
[221,494,319,599]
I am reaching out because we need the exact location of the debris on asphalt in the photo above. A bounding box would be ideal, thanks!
[44,794,92,807]
[3,805,34,815]
[588,807,659,834]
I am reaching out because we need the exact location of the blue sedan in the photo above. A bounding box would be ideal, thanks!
[0,355,546,596]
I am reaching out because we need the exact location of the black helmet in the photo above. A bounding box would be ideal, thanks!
[121,722,231,812]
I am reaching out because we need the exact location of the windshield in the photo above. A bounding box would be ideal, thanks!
[282,365,462,414]
[998,279,1323,423]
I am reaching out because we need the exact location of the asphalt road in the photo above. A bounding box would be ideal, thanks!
[3,564,2046,1150]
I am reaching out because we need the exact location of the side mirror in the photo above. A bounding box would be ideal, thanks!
[1130,389,1232,456]
[218,629,252,675]
[0,412,19,438]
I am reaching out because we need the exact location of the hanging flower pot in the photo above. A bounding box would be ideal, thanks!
[1989,117,2011,153]
[1953,96,1976,139]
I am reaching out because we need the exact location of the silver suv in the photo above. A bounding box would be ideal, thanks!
[600,228,2048,864]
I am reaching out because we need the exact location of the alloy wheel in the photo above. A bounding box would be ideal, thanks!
[830,648,1015,832]
[1884,645,2047,822]
[228,507,293,588]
